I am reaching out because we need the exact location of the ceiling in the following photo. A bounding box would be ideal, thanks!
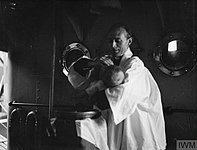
[0,0,196,52]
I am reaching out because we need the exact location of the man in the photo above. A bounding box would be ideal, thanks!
[76,23,166,150]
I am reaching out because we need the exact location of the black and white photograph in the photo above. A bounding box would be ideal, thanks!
[0,0,196,150]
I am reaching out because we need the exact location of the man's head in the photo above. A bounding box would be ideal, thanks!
[107,23,132,58]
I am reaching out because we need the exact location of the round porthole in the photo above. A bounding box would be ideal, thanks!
[153,32,196,77]
[61,43,90,76]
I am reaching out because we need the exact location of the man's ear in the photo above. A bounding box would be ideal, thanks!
[128,37,132,45]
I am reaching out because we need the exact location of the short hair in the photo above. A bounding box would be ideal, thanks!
[108,22,132,39]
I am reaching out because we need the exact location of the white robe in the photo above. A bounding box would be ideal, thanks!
[76,49,166,150]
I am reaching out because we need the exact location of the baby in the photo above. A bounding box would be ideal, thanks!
[81,57,126,88]
[69,58,126,109]
[99,65,125,88]
[68,57,126,89]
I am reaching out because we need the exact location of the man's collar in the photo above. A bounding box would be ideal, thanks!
[124,47,133,58]
[113,48,133,66]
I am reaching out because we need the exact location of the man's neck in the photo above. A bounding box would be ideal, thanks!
[114,55,123,66]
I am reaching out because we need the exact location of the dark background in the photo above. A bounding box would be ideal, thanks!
[0,0,196,149]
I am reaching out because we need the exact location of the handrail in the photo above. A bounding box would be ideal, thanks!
[9,101,101,120]
[9,102,197,114]
[9,101,75,109]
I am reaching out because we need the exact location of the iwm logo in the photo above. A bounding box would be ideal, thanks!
[177,140,197,150]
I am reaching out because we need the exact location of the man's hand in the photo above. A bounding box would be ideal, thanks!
[99,55,114,66]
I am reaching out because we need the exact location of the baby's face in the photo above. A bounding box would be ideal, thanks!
[111,71,125,86]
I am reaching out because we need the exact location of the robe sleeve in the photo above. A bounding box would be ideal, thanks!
[105,57,153,124]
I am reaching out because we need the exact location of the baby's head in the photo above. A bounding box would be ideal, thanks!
[101,65,125,88]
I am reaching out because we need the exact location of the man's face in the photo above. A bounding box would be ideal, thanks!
[107,28,131,57]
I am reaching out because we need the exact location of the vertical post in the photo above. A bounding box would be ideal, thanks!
[49,36,56,119]
[48,2,56,119]
[192,0,196,48]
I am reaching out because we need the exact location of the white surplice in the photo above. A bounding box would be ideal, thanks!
[76,49,166,150]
